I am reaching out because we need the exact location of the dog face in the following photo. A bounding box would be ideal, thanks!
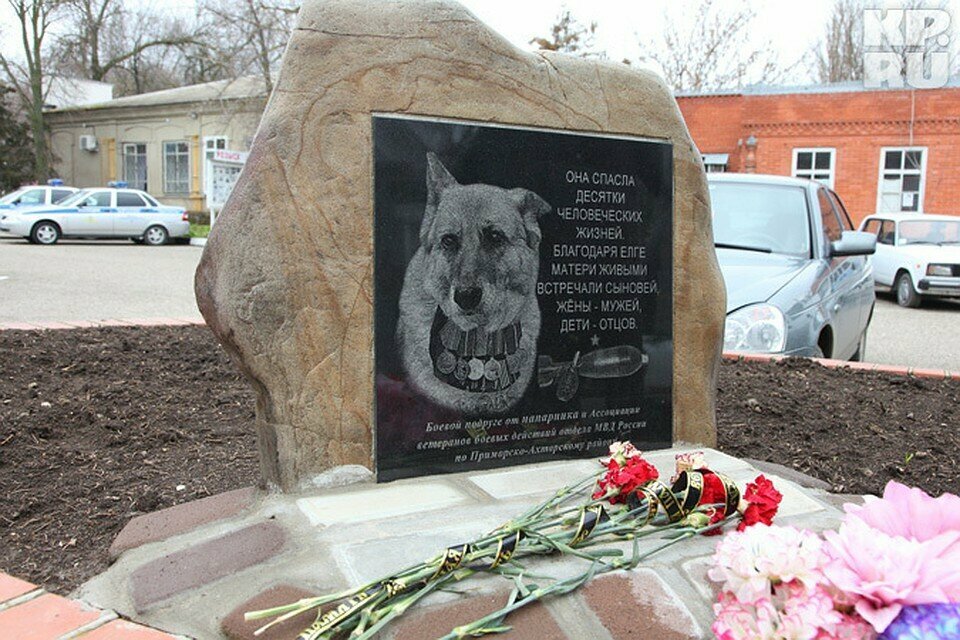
[418,153,550,332]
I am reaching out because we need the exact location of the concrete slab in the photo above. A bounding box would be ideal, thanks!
[467,459,597,499]
[296,482,471,527]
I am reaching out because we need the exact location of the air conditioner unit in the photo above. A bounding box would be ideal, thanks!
[79,135,98,152]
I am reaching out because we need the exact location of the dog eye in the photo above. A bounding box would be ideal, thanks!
[440,234,460,251]
[483,228,507,245]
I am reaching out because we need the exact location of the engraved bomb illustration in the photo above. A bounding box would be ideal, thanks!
[537,345,649,402]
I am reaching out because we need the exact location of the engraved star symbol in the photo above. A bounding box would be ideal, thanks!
[590,334,600,347]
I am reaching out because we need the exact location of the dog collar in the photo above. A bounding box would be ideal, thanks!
[429,308,523,394]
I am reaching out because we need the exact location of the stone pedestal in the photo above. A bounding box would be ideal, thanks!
[195,0,724,490]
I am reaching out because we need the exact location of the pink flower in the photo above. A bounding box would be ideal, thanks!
[709,525,827,603]
[842,481,960,601]
[604,441,642,466]
[822,517,955,632]
[820,613,877,639]
[671,450,706,482]
[779,583,843,640]
[844,481,960,543]
[712,592,780,639]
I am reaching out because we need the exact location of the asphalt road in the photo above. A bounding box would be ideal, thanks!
[865,294,960,371]
[0,236,204,323]
[1,235,958,371]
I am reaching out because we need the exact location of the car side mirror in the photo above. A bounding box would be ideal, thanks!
[831,230,877,257]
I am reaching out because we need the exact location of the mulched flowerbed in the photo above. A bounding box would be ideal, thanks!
[1,326,958,595]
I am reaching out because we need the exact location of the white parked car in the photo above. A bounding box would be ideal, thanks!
[859,213,960,307]
[0,186,190,246]
[0,183,78,209]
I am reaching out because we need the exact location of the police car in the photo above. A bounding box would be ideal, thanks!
[0,182,190,245]
[0,179,78,209]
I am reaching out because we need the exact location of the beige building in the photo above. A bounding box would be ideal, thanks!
[45,77,267,214]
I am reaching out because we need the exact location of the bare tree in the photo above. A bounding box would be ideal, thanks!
[638,0,791,93]
[192,0,298,93]
[811,0,864,83]
[530,9,602,58]
[53,0,196,95]
[0,0,61,180]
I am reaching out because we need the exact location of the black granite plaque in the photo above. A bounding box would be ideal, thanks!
[373,114,673,482]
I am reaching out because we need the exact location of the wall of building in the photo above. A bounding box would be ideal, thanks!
[677,87,960,225]
[45,100,264,213]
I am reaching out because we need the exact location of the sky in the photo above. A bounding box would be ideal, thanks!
[2,0,960,86]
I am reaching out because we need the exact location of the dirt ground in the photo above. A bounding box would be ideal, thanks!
[1,326,958,594]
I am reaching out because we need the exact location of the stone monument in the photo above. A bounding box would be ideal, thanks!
[195,0,725,490]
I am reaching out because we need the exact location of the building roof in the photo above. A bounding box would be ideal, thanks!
[45,76,268,113]
[676,77,960,99]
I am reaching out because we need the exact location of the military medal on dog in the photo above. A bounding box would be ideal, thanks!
[396,153,549,414]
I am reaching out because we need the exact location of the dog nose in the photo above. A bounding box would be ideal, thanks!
[454,286,483,311]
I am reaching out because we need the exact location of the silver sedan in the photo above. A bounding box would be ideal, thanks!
[0,187,190,245]
[710,173,877,360]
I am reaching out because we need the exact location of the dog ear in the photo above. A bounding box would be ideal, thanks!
[511,188,551,250]
[426,153,457,205]
[421,153,457,246]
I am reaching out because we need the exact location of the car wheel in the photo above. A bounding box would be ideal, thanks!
[30,221,60,245]
[895,272,921,308]
[143,225,168,246]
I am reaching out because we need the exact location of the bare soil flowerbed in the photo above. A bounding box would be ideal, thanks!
[0,326,958,595]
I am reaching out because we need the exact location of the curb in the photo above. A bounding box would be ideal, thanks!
[0,318,205,331]
[189,237,207,247]
[0,571,185,639]
[722,351,959,382]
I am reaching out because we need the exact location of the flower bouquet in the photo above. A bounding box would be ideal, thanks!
[709,481,960,639]
[245,443,783,640]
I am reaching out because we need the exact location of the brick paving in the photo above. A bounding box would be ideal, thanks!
[0,578,179,639]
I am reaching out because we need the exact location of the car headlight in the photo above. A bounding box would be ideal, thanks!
[926,264,953,277]
[724,304,786,353]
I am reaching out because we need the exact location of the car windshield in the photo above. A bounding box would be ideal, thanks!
[58,189,96,206]
[709,182,811,257]
[898,220,960,245]
[0,188,26,204]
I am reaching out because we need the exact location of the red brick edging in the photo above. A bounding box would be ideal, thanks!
[722,351,959,382]
[0,318,204,331]
[0,572,179,639]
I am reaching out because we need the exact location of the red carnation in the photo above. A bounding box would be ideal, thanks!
[698,470,730,536]
[736,474,783,531]
[593,455,659,503]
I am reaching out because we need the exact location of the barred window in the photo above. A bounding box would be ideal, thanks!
[878,148,925,213]
[163,141,190,194]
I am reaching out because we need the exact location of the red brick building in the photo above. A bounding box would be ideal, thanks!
[676,82,960,225]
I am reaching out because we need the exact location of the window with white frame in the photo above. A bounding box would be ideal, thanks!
[792,148,835,188]
[122,143,147,191]
[163,141,190,194]
[702,153,728,173]
[878,147,925,213]
[204,136,227,161]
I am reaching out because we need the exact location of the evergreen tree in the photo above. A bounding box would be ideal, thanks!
[0,87,36,193]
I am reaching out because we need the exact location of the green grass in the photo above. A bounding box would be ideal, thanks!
[189,223,210,238]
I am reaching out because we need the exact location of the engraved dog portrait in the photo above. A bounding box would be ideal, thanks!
[397,153,550,414]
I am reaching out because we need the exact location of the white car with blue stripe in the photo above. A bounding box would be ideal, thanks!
[0,182,78,209]
[0,185,190,245]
